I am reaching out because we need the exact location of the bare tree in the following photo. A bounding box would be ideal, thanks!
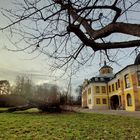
[0,80,10,95]
[1,0,140,72]
[33,83,60,105]
[4,77,63,112]
[12,76,33,99]
[75,85,82,105]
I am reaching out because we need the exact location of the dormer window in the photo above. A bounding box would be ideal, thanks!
[100,78,104,81]
[95,77,98,81]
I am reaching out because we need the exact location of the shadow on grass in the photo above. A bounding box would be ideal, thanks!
[8,108,76,116]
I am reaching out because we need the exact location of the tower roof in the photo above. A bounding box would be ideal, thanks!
[99,61,114,77]
[99,61,113,71]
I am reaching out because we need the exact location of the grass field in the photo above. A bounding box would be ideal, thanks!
[0,109,140,140]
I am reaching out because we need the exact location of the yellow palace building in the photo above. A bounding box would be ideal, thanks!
[82,54,140,111]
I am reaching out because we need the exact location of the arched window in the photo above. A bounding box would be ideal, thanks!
[127,94,132,106]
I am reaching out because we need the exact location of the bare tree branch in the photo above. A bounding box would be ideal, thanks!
[0,0,140,72]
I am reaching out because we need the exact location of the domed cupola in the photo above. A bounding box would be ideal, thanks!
[99,61,113,77]
[134,53,140,65]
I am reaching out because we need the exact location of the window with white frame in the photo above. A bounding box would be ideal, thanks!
[137,71,140,86]
[96,98,100,104]
[124,74,130,88]
[88,98,91,104]
[102,98,107,104]
[127,94,132,106]
[112,84,114,91]
[102,86,106,93]
[96,86,100,93]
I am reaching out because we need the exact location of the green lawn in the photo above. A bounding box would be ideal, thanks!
[0,109,140,140]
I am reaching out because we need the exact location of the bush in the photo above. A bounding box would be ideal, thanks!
[0,95,28,107]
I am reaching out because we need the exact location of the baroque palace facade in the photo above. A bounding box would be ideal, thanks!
[82,54,140,111]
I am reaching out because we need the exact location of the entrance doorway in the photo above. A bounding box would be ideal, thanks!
[110,95,119,110]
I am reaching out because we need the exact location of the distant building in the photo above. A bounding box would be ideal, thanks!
[82,54,140,111]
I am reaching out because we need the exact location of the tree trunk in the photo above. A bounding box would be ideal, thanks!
[7,104,34,112]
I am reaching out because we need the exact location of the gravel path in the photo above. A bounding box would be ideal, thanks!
[72,107,140,118]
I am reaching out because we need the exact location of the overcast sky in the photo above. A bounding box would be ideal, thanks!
[0,0,139,91]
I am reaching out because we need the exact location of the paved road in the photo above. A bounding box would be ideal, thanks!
[73,107,140,118]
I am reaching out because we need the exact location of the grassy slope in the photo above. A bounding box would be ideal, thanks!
[0,109,140,140]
